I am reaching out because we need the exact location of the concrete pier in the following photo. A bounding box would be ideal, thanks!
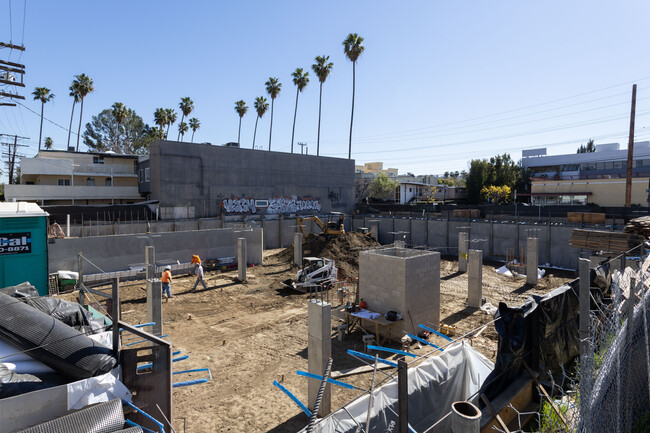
[526,237,539,285]
[458,232,468,273]
[294,232,303,266]
[238,238,247,282]
[308,299,331,416]
[145,246,162,336]
[467,249,483,309]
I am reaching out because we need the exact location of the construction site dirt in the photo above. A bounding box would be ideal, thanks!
[62,235,573,432]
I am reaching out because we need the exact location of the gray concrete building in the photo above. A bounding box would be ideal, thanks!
[145,141,355,217]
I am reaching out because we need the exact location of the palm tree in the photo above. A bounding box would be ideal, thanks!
[67,81,80,148]
[73,74,94,151]
[189,117,200,143]
[265,77,282,151]
[290,68,309,154]
[234,100,248,145]
[44,137,53,150]
[165,108,177,139]
[252,96,269,149]
[177,97,194,140]
[154,108,168,139]
[178,122,189,142]
[311,55,334,156]
[32,87,55,150]
[112,102,127,152]
[343,33,365,160]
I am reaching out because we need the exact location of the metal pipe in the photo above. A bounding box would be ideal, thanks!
[451,401,481,433]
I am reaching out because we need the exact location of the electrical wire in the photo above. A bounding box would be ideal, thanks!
[16,101,80,137]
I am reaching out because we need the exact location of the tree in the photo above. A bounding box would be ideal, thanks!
[368,173,399,201]
[466,153,522,204]
[252,96,269,149]
[164,108,177,139]
[234,100,248,145]
[189,117,200,143]
[73,74,94,151]
[32,87,55,150]
[83,107,155,155]
[577,139,596,153]
[177,97,194,140]
[153,108,168,138]
[67,81,81,148]
[290,68,309,154]
[481,185,512,203]
[343,33,364,160]
[178,122,189,141]
[111,102,127,153]
[355,177,373,203]
[312,55,334,156]
[265,77,281,151]
[44,137,53,150]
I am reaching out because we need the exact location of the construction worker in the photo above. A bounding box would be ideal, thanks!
[161,265,173,298]
[192,260,208,291]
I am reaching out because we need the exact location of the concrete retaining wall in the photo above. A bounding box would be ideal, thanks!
[48,228,263,274]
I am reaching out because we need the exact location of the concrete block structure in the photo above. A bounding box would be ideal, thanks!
[458,232,468,272]
[147,141,355,217]
[526,237,539,285]
[308,299,331,416]
[467,249,483,309]
[359,247,440,338]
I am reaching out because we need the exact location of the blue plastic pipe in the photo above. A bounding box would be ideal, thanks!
[122,399,165,433]
[273,380,312,417]
[406,333,444,352]
[296,370,355,390]
[347,349,398,368]
[173,378,208,388]
[174,368,213,381]
[418,324,452,341]
[366,345,416,358]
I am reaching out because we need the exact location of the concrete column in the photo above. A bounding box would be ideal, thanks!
[467,249,483,308]
[308,299,331,416]
[432,251,441,327]
[294,232,303,266]
[370,224,378,241]
[526,237,539,285]
[395,240,406,248]
[458,232,468,273]
[66,214,70,237]
[238,238,247,282]
[146,279,162,336]
[145,246,155,281]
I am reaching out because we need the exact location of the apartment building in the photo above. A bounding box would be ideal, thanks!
[4,149,144,205]
[521,141,650,206]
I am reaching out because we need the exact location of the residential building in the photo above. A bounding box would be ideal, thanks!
[4,149,143,205]
[355,162,398,176]
[521,142,650,206]
[395,181,434,204]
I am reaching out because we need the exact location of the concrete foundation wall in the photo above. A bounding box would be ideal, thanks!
[411,219,427,247]
[48,228,263,274]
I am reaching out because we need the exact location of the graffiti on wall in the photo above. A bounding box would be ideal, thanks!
[221,195,321,214]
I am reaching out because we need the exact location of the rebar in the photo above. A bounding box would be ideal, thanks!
[306,357,333,433]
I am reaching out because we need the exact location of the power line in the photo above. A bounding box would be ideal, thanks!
[16,100,80,137]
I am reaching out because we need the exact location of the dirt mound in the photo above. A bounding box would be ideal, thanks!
[269,232,381,281]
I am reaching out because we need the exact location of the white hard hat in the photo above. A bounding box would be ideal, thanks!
[165,265,171,270]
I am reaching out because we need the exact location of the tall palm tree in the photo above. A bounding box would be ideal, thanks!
[111,102,127,152]
[154,108,168,139]
[177,97,194,140]
[67,81,80,149]
[32,87,55,150]
[343,33,365,160]
[165,108,177,139]
[178,122,189,142]
[252,96,269,149]
[189,118,200,143]
[73,74,94,151]
[290,68,309,154]
[234,100,248,145]
[311,55,334,156]
[265,77,281,151]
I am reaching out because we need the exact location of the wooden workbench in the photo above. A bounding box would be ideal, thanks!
[343,309,401,345]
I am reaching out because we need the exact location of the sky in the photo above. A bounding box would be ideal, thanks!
[2,0,650,181]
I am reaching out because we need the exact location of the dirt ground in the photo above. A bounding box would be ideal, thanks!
[72,238,574,432]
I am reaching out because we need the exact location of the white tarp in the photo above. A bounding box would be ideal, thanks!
[302,341,493,433]
[67,367,132,410]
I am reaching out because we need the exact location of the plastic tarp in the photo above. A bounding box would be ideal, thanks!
[21,297,102,333]
[0,282,39,298]
[67,367,132,410]
[302,342,494,433]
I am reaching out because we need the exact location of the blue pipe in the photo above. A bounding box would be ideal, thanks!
[296,370,354,390]
[172,350,181,356]
[407,333,444,352]
[174,368,213,381]
[120,322,155,332]
[418,324,452,341]
[124,335,169,347]
[122,399,165,433]
[124,420,157,433]
[273,380,312,418]
[173,355,188,362]
[366,345,416,358]
[347,349,398,368]
[173,378,208,388]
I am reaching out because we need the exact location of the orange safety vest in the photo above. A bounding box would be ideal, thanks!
[161,270,172,283]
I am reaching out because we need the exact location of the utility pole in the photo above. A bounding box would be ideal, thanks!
[0,134,28,184]
[625,84,637,208]
[297,142,307,155]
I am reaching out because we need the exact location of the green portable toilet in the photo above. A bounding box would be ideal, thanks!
[0,202,49,295]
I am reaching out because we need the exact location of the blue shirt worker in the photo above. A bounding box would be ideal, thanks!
[192,262,208,291]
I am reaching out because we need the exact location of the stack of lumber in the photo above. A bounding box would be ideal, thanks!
[624,216,650,238]
[567,212,606,224]
[570,229,644,253]
[453,209,480,218]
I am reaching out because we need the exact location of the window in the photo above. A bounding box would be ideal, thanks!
[105,178,112,186]
[93,156,104,164]
[139,169,144,182]
[582,163,597,171]
[145,168,150,182]
[613,161,624,169]
[57,179,70,186]
[409,187,412,192]
[86,177,95,186]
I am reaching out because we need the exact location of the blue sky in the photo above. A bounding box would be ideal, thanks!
[2,0,650,179]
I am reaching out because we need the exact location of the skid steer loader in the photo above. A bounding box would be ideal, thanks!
[281,257,338,293]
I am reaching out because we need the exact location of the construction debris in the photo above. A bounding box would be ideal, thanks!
[624,215,650,238]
